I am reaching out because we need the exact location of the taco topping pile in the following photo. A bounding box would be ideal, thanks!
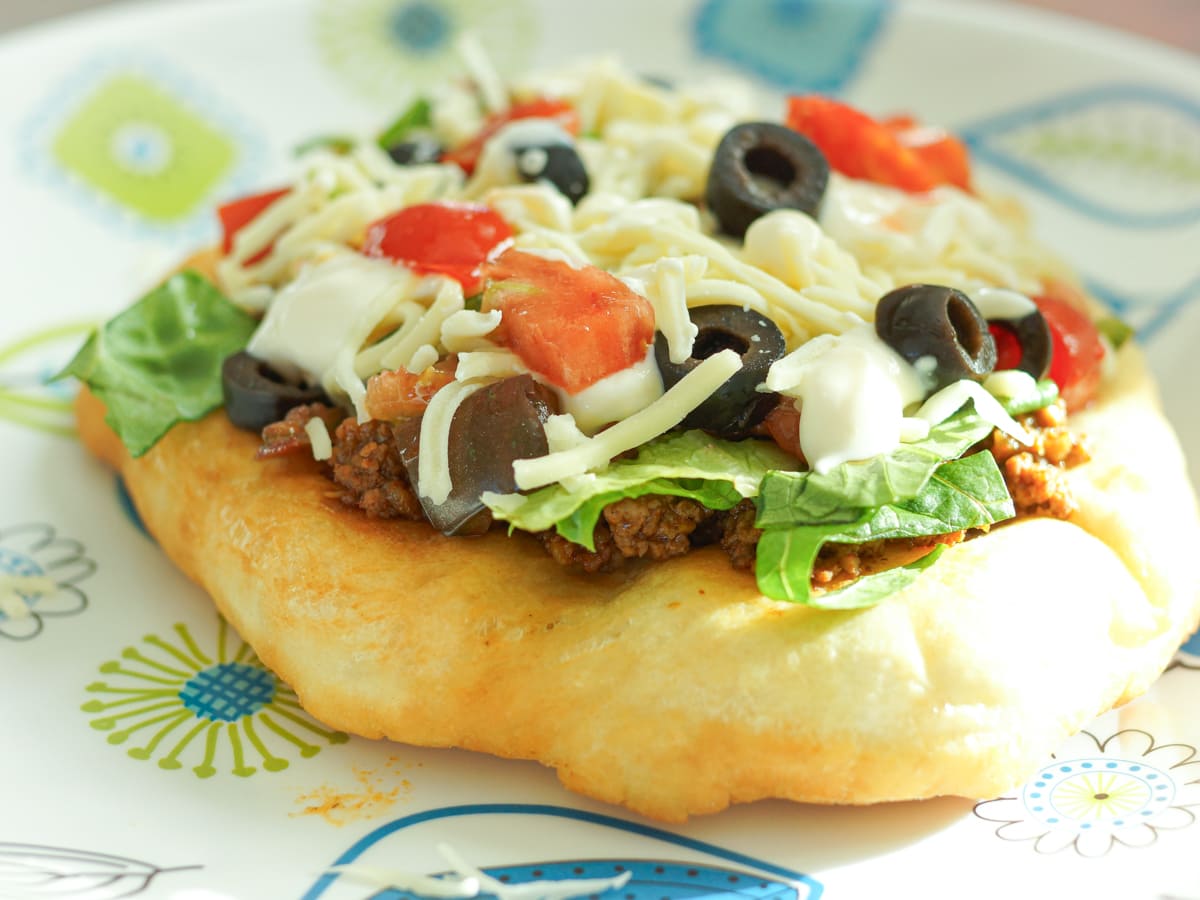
[63,54,1124,609]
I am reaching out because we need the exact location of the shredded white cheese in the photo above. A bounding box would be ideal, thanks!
[456,32,508,114]
[223,56,1081,480]
[554,344,665,434]
[916,380,1032,444]
[406,343,441,374]
[418,379,488,505]
[440,309,504,353]
[379,280,466,374]
[304,417,333,462]
[513,348,742,490]
[455,350,528,381]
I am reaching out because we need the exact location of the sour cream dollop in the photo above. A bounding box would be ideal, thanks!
[766,324,926,473]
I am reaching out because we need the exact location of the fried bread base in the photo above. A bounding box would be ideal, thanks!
[75,259,1200,821]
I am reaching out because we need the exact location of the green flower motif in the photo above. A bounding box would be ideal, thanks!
[0,323,96,438]
[1012,130,1200,188]
[83,619,348,777]
[52,73,236,222]
[314,0,538,103]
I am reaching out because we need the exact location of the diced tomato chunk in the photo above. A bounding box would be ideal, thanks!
[481,249,655,394]
[362,202,513,295]
[365,357,457,421]
[1033,281,1106,411]
[786,96,972,193]
[762,397,805,464]
[218,188,290,263]
[442,98,581,175]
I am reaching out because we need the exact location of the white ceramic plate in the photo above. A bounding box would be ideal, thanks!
[2,1,1199,898]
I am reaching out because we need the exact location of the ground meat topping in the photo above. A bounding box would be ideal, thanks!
[602,496,712,560]
[329,418,424,519]
[539,522,623,574]
[541,496,713,573]
[716,498,760,571]
[257,403,345,460]
[988,399,1091,519]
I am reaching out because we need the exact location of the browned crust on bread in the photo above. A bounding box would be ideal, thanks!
[73,254,1200,821]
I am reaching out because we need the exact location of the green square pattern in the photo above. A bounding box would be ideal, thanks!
[52,74,236,222]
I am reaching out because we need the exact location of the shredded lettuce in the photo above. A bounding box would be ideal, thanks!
[57,271,256,457]
[799,545,948,611]
[491,408,1013,607]
[754,411,995,528]
[754,452,1013,606]
[1001,377,1060,417]
[376,98,433,150]
[484,429,798,549]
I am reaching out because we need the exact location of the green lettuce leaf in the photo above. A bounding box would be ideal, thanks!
[754,411,995,528]
[1000,378,1060,416]
[804,546,948,611]
[376,98,433,150]
[57,271,257,457]
[484,430,798,549]
[1096,315,1135,350]
[754,452,1012,606]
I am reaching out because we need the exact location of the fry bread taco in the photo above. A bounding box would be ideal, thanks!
[65,59,1200,822]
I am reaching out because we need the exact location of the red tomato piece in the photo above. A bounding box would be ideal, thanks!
[1033,282,1106,411]
[786,96,972,193]
[365,357,457,421]
[362,202,513,295]
[884,116,972,192]
[481,249,655,394]
[762,397,806,464]
[442,98,581,175]
[218,188,290,263]
[988,322,1024,373]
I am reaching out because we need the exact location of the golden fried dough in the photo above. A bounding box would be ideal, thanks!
[75,293,1200,819]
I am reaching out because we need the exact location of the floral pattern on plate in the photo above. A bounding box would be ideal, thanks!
[962,84,1200,229]
[1169,626,1200,671]
[0,843,200,899]
[0,523,96,641]
[21,55,266,239]
[692,0,887,93]
[303,803,823,899]
[974,729,1200,856]
[82,618,349,776]
[0,323,95,438]
[313,0,538,103]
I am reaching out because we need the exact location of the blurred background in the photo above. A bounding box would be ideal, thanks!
[1,0,1198,53]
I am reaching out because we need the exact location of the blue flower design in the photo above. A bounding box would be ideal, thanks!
[83,618,348,777]
[313,0,538,103]
[0,524,95,641]
[1170,623,1200,671]
[303,804,823,899]
[962,84,1200,229]
[975,729,1200,856]
[693,0,889,94]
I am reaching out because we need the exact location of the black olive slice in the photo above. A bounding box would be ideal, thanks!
[874,284,998,391]
[385,134,443,166]
[512,143,590,205]
[397,374,558,536]
[706,122,830,239]
[221,351,329,433]
[655,305,786,439]
[972,290,1052,379]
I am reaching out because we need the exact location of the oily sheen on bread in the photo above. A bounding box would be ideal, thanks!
[74,267,1200,822]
